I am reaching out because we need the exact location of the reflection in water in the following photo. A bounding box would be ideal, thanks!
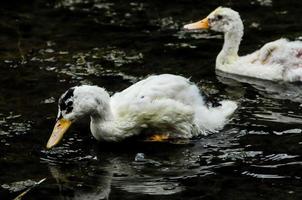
[217,70,302,103]
[49,164,112,200]
[39,126,243,198]
[49,163,179,197]
[45,157,185,199]
[43,145,188,198]
[38,124,302,199]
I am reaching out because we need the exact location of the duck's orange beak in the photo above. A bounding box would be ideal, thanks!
[46,118,72,149]
[184,17,209,30]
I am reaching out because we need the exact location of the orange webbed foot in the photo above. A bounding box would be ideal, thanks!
[147,134,169,142]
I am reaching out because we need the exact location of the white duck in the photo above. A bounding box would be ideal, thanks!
[46,74,237,149]
[184,7,302,82]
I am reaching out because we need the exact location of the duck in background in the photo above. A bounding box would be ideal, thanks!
[46,74,237,149]
[184,7,302,82]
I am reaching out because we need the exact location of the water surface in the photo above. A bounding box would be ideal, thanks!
[1,0,302,199]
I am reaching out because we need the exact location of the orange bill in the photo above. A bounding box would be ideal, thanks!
[46,118,72,149]
[184,17,209,30]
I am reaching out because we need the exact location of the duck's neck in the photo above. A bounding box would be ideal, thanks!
[89,103,125,142]
[216,26,243,68]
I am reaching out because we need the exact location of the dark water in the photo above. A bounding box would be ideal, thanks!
[1,0,302,199]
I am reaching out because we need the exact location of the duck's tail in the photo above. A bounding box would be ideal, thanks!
[195,100,237,133]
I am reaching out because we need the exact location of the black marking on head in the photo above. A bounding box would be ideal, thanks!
[65,101,73,113]
[59,87,75,114]
[62,87,75,102]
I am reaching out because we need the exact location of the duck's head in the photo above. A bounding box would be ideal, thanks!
[46,85,110,149]
[184,7,242,33]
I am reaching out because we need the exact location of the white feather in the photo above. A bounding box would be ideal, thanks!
[61,74,237,142]
[194,7,302,82]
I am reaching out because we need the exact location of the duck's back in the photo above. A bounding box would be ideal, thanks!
[222,39,302,81]
[257,39,300,64]
[108,74,236,138]
[257,39,302,81]
[110,74,205,109]
[108,74,207,138]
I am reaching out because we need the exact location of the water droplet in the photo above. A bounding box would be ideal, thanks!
[135,153,145,162]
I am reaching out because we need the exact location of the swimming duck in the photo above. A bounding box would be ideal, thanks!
[46,74,237,149]
[184,7,302,82]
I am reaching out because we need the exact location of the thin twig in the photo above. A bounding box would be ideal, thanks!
[13,178,47,200]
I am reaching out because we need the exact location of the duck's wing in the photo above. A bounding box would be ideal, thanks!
[109,74,206,137]
[258,39,302,66]
[110,74,205,109]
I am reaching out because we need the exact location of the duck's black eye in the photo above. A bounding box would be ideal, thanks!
[216,15,223,20]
